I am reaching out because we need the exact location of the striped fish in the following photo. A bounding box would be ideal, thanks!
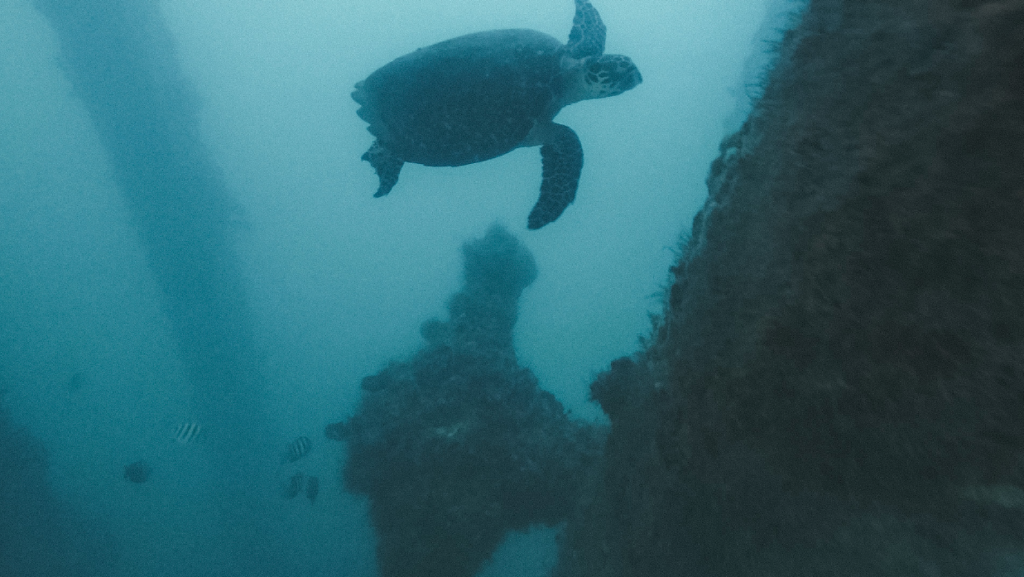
[173,422,202,445]
[282,472,304,499]
[282,436,312,463]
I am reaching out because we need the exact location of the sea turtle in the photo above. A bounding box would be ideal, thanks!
[352,0,642,229]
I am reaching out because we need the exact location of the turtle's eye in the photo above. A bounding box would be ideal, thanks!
[588,62,602,74]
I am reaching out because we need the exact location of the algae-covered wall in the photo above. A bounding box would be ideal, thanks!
[558,0,1024,575]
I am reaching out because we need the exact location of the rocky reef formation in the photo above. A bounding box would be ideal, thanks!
[557,1,1024,575]
[0,400,116,576]
[329,224,601,577]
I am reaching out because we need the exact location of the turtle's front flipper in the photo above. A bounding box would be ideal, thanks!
[361,140,404,197]
[567,0,606,58]
[529,123,583,229]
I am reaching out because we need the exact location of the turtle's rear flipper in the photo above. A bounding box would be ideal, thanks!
[529,123,583,229]
[362,140,404,197]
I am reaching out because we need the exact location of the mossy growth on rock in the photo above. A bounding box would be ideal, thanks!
[555,1,1024,576]
[329,224,602,577]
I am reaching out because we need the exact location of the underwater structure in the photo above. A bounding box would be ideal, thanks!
[31,0,266,441]
[555,0,1024,575]
[31,0,276,574]
[329,224,602,577]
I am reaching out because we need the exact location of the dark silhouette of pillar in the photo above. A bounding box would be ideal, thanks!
[33,1,279,574]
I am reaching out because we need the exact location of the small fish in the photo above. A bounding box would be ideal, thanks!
[282,436,312,463]
[282,472,304,499]
[305,476,319,504]
[173,422,202,445]
[66,372,90,393]
[124,460,152,483]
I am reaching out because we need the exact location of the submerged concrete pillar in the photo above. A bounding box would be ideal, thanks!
[33,1,277,574]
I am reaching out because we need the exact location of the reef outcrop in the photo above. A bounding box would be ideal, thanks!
[557,1,1024,575]
[330,224,601,577]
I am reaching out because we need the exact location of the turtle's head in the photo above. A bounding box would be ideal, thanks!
[575,54,642,101]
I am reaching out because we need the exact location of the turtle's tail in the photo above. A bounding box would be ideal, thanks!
[361,140,404,197]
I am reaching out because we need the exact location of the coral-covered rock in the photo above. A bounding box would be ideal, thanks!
[557,1,1024,576]
[334,224,601,577]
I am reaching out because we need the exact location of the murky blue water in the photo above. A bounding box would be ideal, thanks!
[0,0,796,575]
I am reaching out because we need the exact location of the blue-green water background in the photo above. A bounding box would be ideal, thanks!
[0,0,797,575]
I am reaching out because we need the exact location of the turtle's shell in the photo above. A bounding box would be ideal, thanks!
[354,29,567,167]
